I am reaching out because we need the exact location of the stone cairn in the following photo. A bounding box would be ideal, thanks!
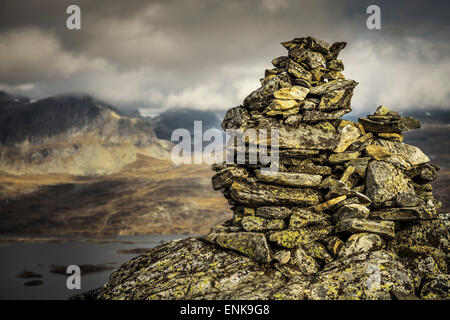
[206,36,445,281]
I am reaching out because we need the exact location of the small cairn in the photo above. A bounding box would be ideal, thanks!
[206,36,447,284]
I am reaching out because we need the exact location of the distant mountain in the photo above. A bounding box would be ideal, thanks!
[0,92,172,175]
[147,108,222,140]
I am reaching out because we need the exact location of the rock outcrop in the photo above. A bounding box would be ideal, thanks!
[83,36,449,300]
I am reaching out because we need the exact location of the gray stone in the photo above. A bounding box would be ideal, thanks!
[212,166,248,190]
[222,106,252,130]
[243,73,291,110]
[309,79,358,95]
[268,226,333,248]
[241,216,285,232]
[256,206,291,219]
[289,208,330,228]
[229,181,322,206]
[358,116,421,133]
[335,204,370,220]
[338,233,385,258]
[365,161,413,206]
[255,170,322,187]
[335,218,395,238]
[206,232,271,263]
[278,123,338,150]
[372,139,430,170]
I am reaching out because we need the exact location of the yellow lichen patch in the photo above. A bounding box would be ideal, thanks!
[313,195,347,213]
[244,208,255,216]
[378,133,403,142]
[273,86,309,101]
[268,99,299,111]
[365,144,391,160]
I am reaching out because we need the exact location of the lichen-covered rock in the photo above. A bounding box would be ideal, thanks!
[289,208,330,228]
[243,73,291,110]
[80,36,450,301]
[287,60,313,82]
[277,123,338,150]
[241,216,285,232]
[269,226,333,248]
[229,181,322,206]
[420,274,450,299]
[358,116,421,133]
[313,195,347,212]
[309,79,358,95]
[371,205,438,221]
[255,170,322,187]
[388,216,450,254]
[205,232,271,263]
[329,151,360,164]
[334,121,362,153]
[371,139,430,170]
[256,206,291,219]
[335,218,395,238]
[365,161,413,206]
[273,86,310,100]
[80,238,287,300]
[303,250,416,300]
[335,204,370,220]
[303,241,334,263]
[338,233,385,258]
[222,106,252,130]
[326,59,344,71]
[212,166,248,190]
[81,241,418,300]
[301,108,352,122]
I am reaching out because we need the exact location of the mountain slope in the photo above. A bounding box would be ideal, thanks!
[147,108,221,140]
[0,93,172,175]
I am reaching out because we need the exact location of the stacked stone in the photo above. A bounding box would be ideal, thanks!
[206,36,446,282]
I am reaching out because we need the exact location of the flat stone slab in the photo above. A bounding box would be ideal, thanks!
[335,218,395,238]
[268,226,333,248]
[255,170,322,187]
[277,123,338,150]
[241,216,285,232]
[358,116,421,133]
[206,231,271,263]
[229,181,322,206]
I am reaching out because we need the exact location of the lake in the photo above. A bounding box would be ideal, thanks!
[0,234,190,300]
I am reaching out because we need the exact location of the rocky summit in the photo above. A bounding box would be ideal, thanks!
[83,36,450,300]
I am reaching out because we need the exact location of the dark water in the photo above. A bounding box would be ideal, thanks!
[0,234,189,300]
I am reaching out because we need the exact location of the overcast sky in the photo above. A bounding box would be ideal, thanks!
[0,0,449,115]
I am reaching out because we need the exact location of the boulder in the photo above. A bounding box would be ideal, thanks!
[365,161,413,206]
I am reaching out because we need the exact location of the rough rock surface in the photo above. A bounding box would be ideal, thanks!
[83,36,449,300]
[79,238,419,300]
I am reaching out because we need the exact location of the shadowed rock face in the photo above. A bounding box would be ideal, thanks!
[147,108,221,143]
[0,93,151,146]
[0,91,30,110]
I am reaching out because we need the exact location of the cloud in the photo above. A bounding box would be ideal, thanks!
[0,0,449,113]
[0,28,107,85]
[261,0,289,12]
[344,37,450,113]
